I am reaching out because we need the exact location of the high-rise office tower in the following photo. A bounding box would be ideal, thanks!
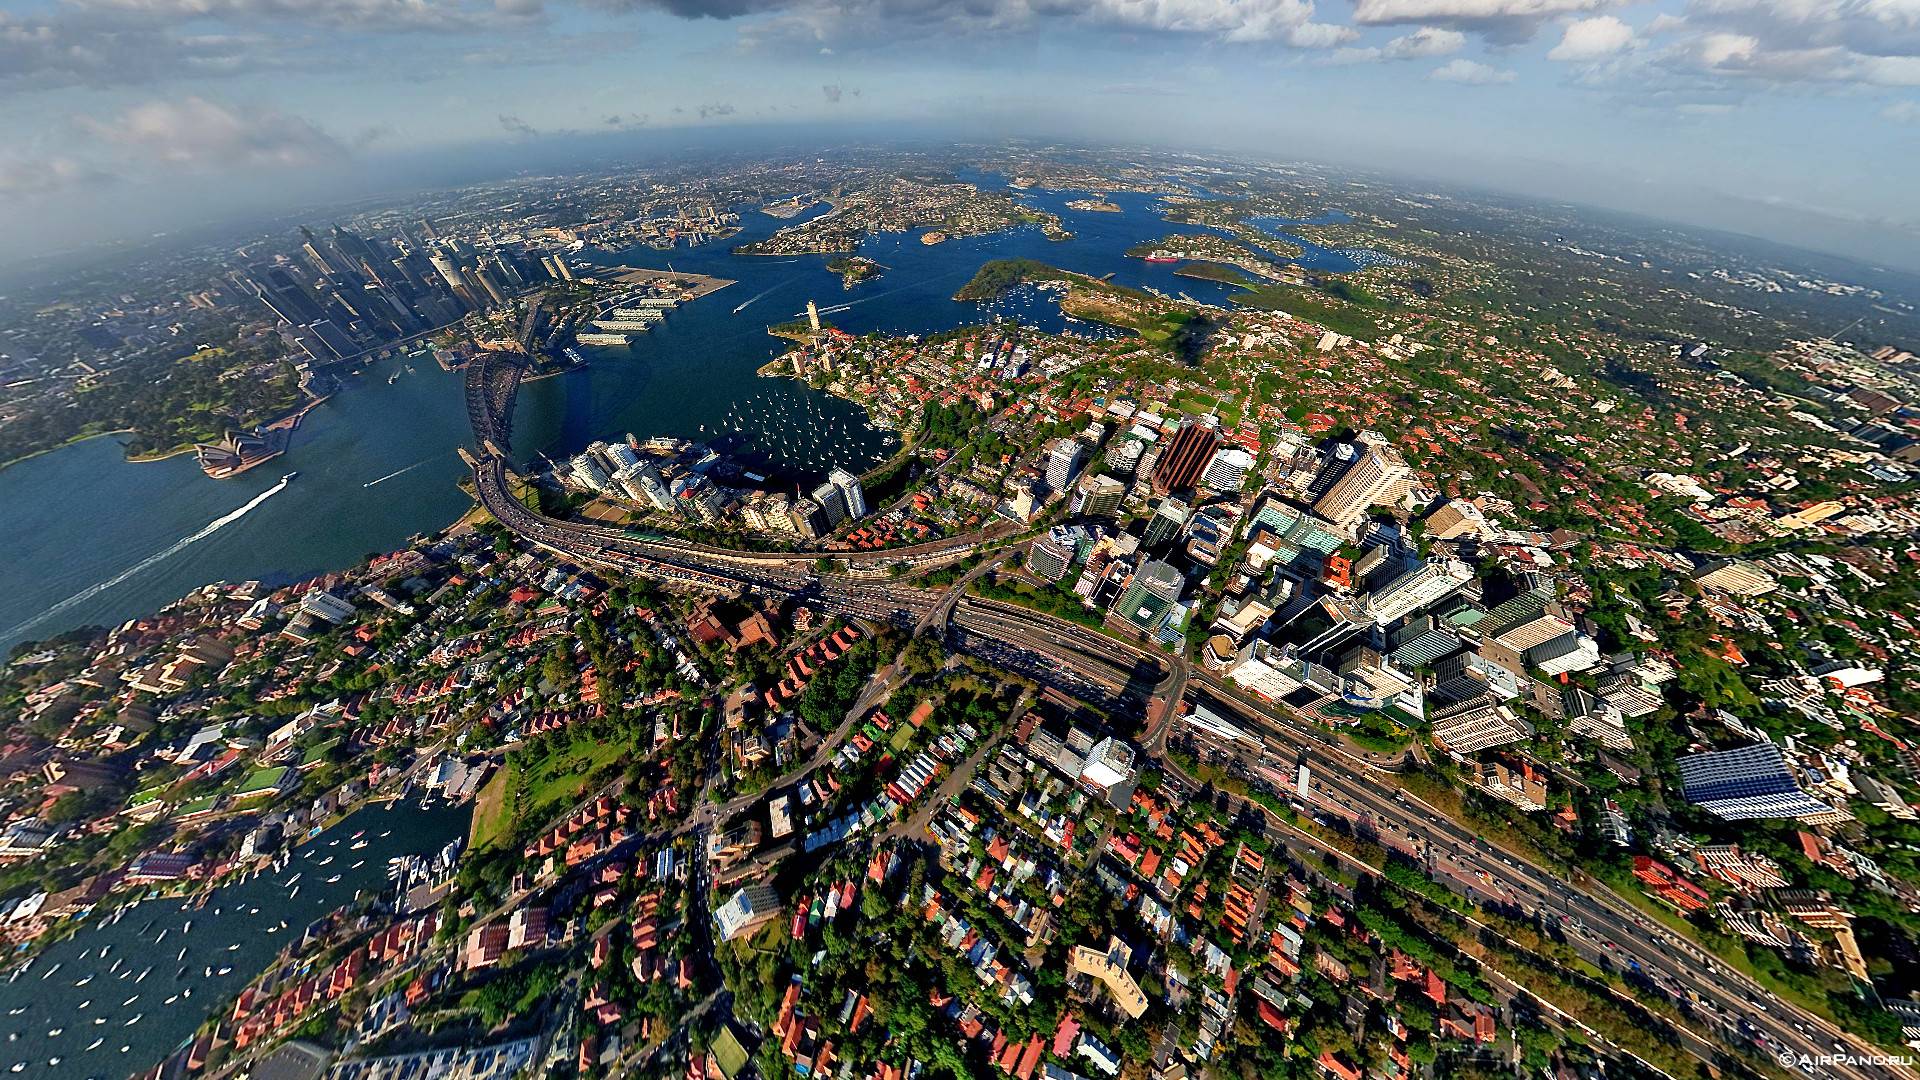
[811,481,849,528]
[1482,593,1574,652]
[1677,743,1840,821]
[1200,446,1256,492]
[1312,430,1413,526]
[828,467,866,521]
[428,251,477,308]
[1142,497,1189,550]
[1428,695,1534,755]
[253,267,325,326]
[1110,560,1184,637]
[470,263,509,308]
[1151,420,1219,495]
[1045,438,1086,491]
[1363,556,1473,625]
[1028,527,1076,583]
[1072,474,1126,518]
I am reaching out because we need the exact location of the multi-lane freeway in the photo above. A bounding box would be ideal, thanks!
[458,351,1900,1080]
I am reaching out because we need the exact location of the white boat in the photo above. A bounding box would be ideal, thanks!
[289,886,300,899]
[182,988,191,998]
[154,929,167,943]
[177,947,187,962]
[74,974,92,987]
[216,966,231,976]
[46,1029,60,1037]
[325,874,341,884]
[123,1014,141,1026]
[164,995,178,1004]
[135,966,151,983]
[85,1038,103,1051]
[121,995,137,1006]
[39,963,60,980]
[76,1001,88,1010]
[227,944,239,952]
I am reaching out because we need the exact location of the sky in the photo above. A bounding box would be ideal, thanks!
[1,0,1918,271]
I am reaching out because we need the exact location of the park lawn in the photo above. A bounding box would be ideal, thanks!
[519,729,645,827]
[469,766,513,850]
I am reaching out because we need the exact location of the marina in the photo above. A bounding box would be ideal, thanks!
[0,799,467,1080]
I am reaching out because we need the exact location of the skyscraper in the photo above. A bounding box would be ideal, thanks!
[1362,556,1473,625]
[1200,446,1256,492]
[811,481,849,528]
[1482,594,1574,651]
[1028,527,1076,583]
[470,262,509,308]
[1072,473,1126,518]
[1141,497,1189,550]
[1312,430,1413,526]
[828,467,866,521]
[1109,559,1184,637]
[1677,743,1841,821]
[1428,695,1535,755]
[1150,420,1219,495]
[428,251,477,308]
[1045,438,1086,491]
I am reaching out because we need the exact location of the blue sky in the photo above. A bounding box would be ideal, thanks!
[1,0,1917,269]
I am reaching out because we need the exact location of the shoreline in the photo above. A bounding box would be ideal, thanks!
[2,387,329,476]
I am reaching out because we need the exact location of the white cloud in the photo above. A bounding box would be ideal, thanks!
[1429,56,1517,80]
[729,0,1359,50]
[1548,14,1634,60]
[1323,22,1461,61]
[1351,0,1614,40]
[0,155,117,195]
[1884,99,1920,121]
[1655,0,1920,90]
[65,0,511,31]
[1386,25,1466,55]
[78,97,347,171]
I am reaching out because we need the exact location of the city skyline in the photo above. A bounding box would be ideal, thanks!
[1,0,1919,272]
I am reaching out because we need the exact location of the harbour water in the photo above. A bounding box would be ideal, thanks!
[0,798,468,1080]
[0,175,1360,651]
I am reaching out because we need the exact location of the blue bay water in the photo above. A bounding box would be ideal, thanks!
[0,178,1355,651]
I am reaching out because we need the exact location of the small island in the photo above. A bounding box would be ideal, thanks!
[1064,194,1123,212]
[1172,261,1256,286]
[952,258,1212,355]
[825,255,884,289]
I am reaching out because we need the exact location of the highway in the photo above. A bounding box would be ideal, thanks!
[457,351,1897,1080]
[1171,678,1897,1080]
